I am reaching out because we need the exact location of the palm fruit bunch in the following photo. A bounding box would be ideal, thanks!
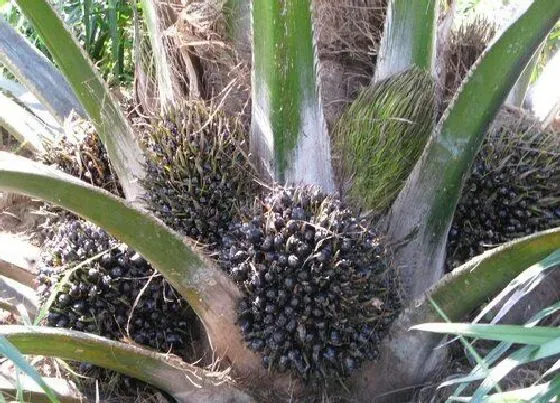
[220,186,401,384]
[42,117,123,197]
[142,102,259,248]
[445,108,560,271]
[334,69,435,213]
[37,219,199,362]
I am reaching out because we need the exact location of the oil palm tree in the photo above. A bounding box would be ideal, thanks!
[0,0,559,401]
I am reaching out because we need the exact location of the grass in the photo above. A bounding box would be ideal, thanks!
[415,249,560,401]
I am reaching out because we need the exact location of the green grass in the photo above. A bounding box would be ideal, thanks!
[0,0,134,85]
[414,249,560,401]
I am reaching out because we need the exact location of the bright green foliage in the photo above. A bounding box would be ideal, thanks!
[336,69,435,212]
[442,301,560,393]
[412,323,560,344]
[1,0,135,85]
[414,322,560,401]
[78,0,135,84]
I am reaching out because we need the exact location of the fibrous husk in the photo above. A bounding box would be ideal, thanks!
[314,0,386,65]
[141,101,260,248]
[445,107,560,271]
[313,0,387,129]
[41,115,123,197]
[134,0,199,116]
[442,18,497,110]
[220,185,401,385]
[173,1,251,127]
[333,69,436,213]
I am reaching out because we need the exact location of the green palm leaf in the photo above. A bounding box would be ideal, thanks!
[411,323,560,345]
[375,0,437,81]
[0,152,260,374]
[386,0,560,300]
[251,0,335,190]
[14,0,145,202]
[0,326,252,402]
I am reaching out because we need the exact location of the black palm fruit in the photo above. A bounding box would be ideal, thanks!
[446,108,560,271]
[220,186,401,384]
[142,102,260,248]
[40,220,113,267]
[37,219,201,362]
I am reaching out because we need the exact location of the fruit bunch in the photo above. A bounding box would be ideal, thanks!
[142,102,259,248]
[40,220,112,267]
[446,109,560,270]
[42,120,123,197]
[220,186,401,383]
[38,220,199,359]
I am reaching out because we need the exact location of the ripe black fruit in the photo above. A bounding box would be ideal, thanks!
[221,186,401,383]
[42,126,123,197]
[37,219,202,386]
[446,110,560,271]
